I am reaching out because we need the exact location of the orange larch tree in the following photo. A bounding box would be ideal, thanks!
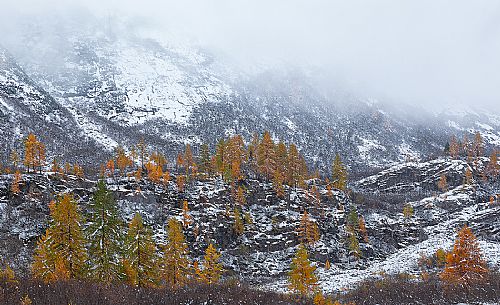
[440,225,488,287]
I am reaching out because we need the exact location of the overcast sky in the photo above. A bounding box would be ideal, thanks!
[2,0,500,111]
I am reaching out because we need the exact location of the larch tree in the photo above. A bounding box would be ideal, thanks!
[86,180,123,283]
[162,218,191,288]
[287,144,303,190]
[440,225,488,287]
[233,207,244,235]
[449,135,460,159]
[288,244,318,297]
[123,213,159,288]
[32,194,87,282]
[464,167,474,185]
[11,170,21,195]
[296,211,320,246]
[24,133,45,173]
[184,144,194,180]
[272,169,285,199]
[332,154,347,191]
[182,200,192,228]
[257,131,276,181]
[473,132,484,157]
[485,150,499,179]
[437,174,448,192]
[198,243,223,284]
[9,150,20,170]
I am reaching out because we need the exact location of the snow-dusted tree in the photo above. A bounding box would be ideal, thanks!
[403,203,414,219]
[32,194,87,282]
[123,213,159,288]
[184,144,194,179]
[115,146,133,175]
[86,180,123,282]
[181,200,192,228]
[437,174,448,192]
[464,167,474,185]
[136,137,148,170]
[288,244,318,296]
[296,211,320,246]
[332,154,347,191]
[272,169,285,198]
[440,225,488,287]
[11,170,21,195]
[257,131,276,181]
[287,144,304,190]
[233,207,244,235]
[449,135,460,159]
[473,131,484,157]
[199,143,212,177]
[162,218,191,288]
[197,244,223,284]
[24,133,45,173]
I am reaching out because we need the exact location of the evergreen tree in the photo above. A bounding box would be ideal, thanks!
[440,225,488,286]
[199,143,212,176]
[198,244,223,284]
[32,194,87,282]
[123,213,159,288]
[86,180,123,282]
[288,244,318,296]
[332,154,347,191]
[162,218,191,288]
[287,144,303,190]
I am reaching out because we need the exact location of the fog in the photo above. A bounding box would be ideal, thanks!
[1,0,500,111]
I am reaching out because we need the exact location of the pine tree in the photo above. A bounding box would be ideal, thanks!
[288,244,318,296]
[437,174,448,192]
[199,143,212,177]
[198,244,223,284]
[32,194,87,282]
[296,211,320,245]
[123,213,159,288]
[162,218,191,288]
[184,144,194,179]
[348,232,361,259]
[86,180,123,282]
[11,170,21,195]
[440,225,488,286]
[136,138,148,170]
[332,154,347,191]
[287,144,303,190]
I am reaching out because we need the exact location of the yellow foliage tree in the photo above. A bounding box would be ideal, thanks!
[11,170,21,195]
[440,225,488,287]
[198,244,223,284]
[288,244,318,296]
[32,194,87,282]
[162,218,191,288]
[297,211,320,245]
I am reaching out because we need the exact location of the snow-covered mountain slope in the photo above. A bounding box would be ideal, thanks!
[2,17,500,173]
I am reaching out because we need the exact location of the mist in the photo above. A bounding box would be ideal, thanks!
[1,0,500,111]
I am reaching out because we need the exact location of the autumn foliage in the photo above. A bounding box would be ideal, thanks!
[440,225,489,287]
